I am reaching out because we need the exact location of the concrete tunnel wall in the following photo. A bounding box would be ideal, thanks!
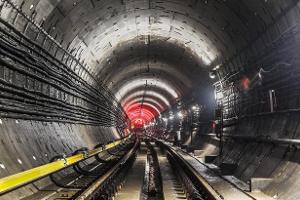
[191,113,300,200]
[0,0,300,199]
[0,120,119,200]
[0,1,124,199]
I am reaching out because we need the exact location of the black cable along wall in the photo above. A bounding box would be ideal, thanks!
[0,0,128,130]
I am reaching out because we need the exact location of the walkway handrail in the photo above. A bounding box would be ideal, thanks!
[0,135,133,195]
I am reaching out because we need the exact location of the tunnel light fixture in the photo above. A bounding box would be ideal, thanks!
[177,111,183,118]
[209,70,217,79]
[210,64,222,79]
[17,159,23,165]
[215,92,224,100]
[202,56,212,65]
[214,65,221,70]
[192,105,200,111]
[0,163,5,169]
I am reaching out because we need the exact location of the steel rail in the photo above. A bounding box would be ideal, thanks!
[0,135,132,195]
[158,141,223,200]
[167,151,204,199]
[177,148,257,199]
[75,140,138,200]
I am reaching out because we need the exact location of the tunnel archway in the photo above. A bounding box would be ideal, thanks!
[0,0,299,199]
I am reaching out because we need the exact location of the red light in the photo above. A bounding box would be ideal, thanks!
[125,102,159,130]
[132,118,145,128]
[212,122,216,129]
[123,128,130,135]
[241,77,250,90]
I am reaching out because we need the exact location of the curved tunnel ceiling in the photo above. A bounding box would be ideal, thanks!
[0,1,299,199]
[27,0,286,124]
[122,89,173,109]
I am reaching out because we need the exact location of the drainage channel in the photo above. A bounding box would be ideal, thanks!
[115,140,169,200]
[140,141,164,200]
[115,140,188,200]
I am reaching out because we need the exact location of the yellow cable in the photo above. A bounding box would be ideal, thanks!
[0,135,132,195]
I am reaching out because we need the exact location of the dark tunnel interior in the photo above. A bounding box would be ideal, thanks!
[0,0,300,199]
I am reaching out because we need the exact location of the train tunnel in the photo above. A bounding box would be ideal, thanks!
[0,0,299,199]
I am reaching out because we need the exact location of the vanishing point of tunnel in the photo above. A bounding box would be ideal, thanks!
[0,0,299,199]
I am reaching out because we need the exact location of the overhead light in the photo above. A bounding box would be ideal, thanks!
[0,162,5,169]
[192,105,197,110]
[177,112,183,118]
[169,115,174,120]
[209,70,217,79]
[215,92,224,100]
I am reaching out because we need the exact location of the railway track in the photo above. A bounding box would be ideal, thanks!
[114,140,221,200]
[1,137,258,200]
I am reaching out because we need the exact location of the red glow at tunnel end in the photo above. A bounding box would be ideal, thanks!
[125,103,159,130]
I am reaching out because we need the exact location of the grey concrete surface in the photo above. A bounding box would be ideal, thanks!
[115,145,147,200]
[0,0,300,199]
[175,147,271,200]
[0,119,119,200]
[156,148,187,200]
